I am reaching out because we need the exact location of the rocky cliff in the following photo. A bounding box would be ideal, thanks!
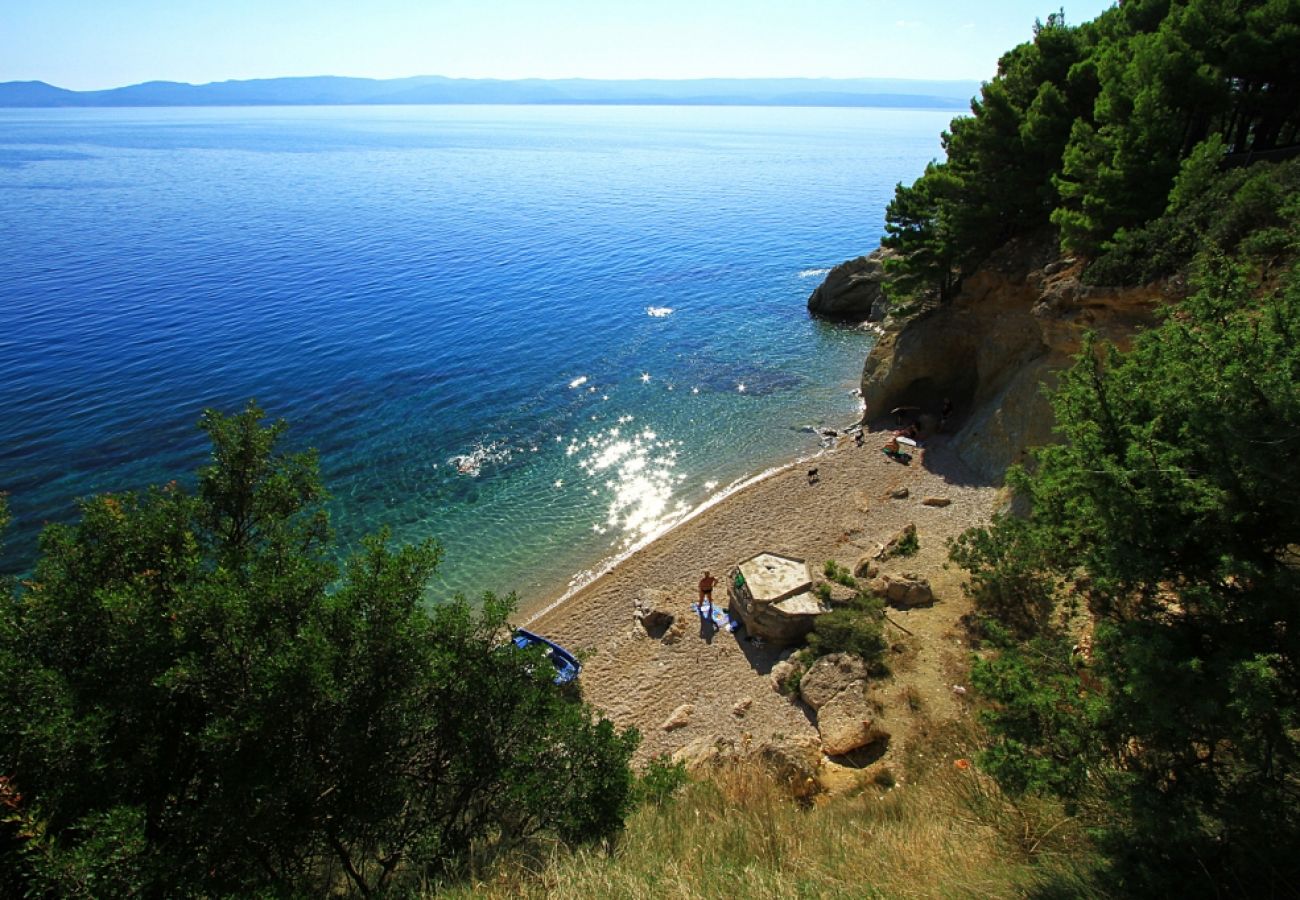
[806,248,895,321]
[844,237,1185,481]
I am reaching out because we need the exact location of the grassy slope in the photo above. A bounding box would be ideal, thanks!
[432,730,1106,899]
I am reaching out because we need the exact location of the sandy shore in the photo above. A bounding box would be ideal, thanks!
[523,424,1000,770]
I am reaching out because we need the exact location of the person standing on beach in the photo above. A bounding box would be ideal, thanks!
[698,571,717,616]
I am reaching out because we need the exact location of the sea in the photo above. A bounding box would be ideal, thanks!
[0,104,950,602]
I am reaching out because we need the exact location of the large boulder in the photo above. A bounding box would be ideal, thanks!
[799,653,871,711]
[754,735,824,798]
[816,683,890,756]
[807,248,896,321]
[868,572,934,608]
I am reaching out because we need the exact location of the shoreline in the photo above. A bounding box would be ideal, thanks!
[517,432,846,628]
[520,420,1000,766]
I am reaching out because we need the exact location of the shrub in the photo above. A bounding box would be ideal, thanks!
[948,513,1056,637]
[0,404,638,898]
[635,755,689,808]
[807,594,887,665]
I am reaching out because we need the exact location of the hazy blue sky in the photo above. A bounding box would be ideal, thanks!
[5,1,1118,91]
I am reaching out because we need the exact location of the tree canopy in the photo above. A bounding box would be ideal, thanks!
[0,403,637,898]
[954,261,1300,893]
[882,1,1300,299]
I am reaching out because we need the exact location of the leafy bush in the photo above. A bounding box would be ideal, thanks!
[0,404,638,897]
[1085,140,1300,286]
[948,513,1056,637]
[961,265,1300,893]
[822,560,859,589]
[635,755,689,808]
[807,594,887,665]
[886,528,919,559]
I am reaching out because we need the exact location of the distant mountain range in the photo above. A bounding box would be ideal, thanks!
[0,75,979,109]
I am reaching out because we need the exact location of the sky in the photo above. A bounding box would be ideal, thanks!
[3,1,1118,91]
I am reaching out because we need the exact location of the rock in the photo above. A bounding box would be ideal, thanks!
[660,704,694,732]
[824,581,858,606]
[754,735,824,798]
[853,557,880,580]
[661,620,686,645]
[922,497,951,507]
[816,683,890,756]
[868,572,934,609]
[770,657,806,694]
[633,589,675,635]
[732,697,753,717]
[875,523,917,559]
[799,653,872,710]
[672,735,736,772]
[807,248,897,321]
[889,487,909,500]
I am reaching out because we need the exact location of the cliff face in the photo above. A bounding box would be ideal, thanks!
[852,237,1185,481]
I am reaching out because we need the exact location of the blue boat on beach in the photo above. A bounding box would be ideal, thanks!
[512,629,581,685]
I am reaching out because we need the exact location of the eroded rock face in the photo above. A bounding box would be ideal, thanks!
[816,682,890,756]
[799,653,871,711]
[859,236,1183,481]
[807,248,896,321]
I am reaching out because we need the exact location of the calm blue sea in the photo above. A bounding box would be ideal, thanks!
[0,104,948,600]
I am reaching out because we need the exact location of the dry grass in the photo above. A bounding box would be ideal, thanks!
[431,736,1105,899]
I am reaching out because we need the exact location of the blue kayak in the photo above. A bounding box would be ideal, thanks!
[512,628,581,685]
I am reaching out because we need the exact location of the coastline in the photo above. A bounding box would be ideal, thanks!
[517,437,838,627]
[521,421,1000,767]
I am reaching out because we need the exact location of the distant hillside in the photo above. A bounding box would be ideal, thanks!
[0,75,979,109]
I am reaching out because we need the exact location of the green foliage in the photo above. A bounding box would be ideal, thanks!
[807,593,887,664]
[0,403,637,897]
[970,624,1104,799]
[634,755,689,808]
[885,528,919,559]
[884,10,1092,297]
[949,512,1056,636]
[959,265,1300,892]
[1086,141,1300,284]
[885,2,1300,294]
[821,560,858,588]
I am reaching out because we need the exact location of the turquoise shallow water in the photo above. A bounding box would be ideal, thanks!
[0,104,949,600]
